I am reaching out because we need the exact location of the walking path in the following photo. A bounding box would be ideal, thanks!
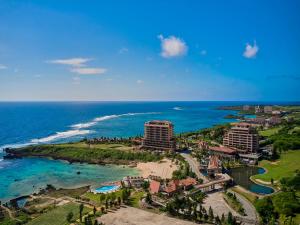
[0,205,21,222]
[180,153,208,182]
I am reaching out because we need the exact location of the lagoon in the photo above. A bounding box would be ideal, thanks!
[229,167,274,195]
[0,157,139,202]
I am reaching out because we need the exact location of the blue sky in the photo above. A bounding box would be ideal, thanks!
[0,0,299,101]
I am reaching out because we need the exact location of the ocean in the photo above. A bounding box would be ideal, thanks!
[0,101,297,202]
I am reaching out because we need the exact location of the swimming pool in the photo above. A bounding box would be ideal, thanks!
[94,185,120,193]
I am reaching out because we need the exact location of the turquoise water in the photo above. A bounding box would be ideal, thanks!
[94,185,120,193]
[229,167,274,195]
[0,157,138,202]
[0,101,296,201]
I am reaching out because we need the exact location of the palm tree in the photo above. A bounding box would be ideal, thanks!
[93,206,96,216]
[79,203,84,222]
[117,196,121,206]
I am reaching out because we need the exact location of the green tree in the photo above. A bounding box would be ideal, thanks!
[227,212,233,225]
[255,197,275,223]
[93,206,96,215]
[105,199,108,209]
[99,193,106,205]
[145,192,152,204]
[66,211,73,223]
[272,192,300,217]
[84,215,92,225]
[208,206,214,221]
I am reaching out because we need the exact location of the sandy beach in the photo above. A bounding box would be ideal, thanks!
[136,158,178,179]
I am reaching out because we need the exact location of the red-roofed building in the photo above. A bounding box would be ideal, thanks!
[207,155,222,176]
[179,177,197,190]
[163,180,180,196]
[209,146,236,159]
[149,180,161,194]
[198,141,209,151]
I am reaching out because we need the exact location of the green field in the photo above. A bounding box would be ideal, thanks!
[259,126,282,137]
[253,150,300,182]
[8,142,162,164]
[27,202,90,225]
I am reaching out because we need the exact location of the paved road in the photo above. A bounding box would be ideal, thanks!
[180,153,208,182]
[228,190,258,223]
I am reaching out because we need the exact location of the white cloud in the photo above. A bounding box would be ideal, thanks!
[119,47,129,54]
[0,64,7,69]
[47,57,107,75]
[47,58,92,67]
[70,67,107,75]
[243,41,259,58]
[136,79,144,84]
[158,34,187,58]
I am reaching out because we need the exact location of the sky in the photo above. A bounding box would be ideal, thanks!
[0,0,299,101]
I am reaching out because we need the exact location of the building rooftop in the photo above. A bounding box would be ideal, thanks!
[179,177,197,187]
[149,180,160,194]
[208,155,220,170]
[209,146,236,154]
[164,180,180,193]
[145,120,173,126]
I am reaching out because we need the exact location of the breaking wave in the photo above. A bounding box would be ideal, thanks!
[31,129,91,144]
[70,112,160,129]
[2,111,161,149]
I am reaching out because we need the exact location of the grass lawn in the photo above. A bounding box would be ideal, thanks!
[253,150,300,182]
[27,202,90,225]
[259,126,281,137]
[230,186,257,204]
[59,142,134,151]
[47,186,89,198]
[83,190,123,206]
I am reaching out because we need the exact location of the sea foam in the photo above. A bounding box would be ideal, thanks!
[31,129,91,144]
[3,111,160,148]
[71,112,160,129]
[173,107,183,111]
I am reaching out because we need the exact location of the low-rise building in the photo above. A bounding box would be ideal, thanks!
[209,146,236,159]
[149,180,161,194]
[179,177,197,190]
[198,140,209,151]
[122,176,145,188]
[267,116,282,125]
[207,155,222,176]
[150,177,198,196]
[243,105,250,111]
[239,153,262,165]
[272,110,282,115]
[264,106,273,114]
[255,106,263,114]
